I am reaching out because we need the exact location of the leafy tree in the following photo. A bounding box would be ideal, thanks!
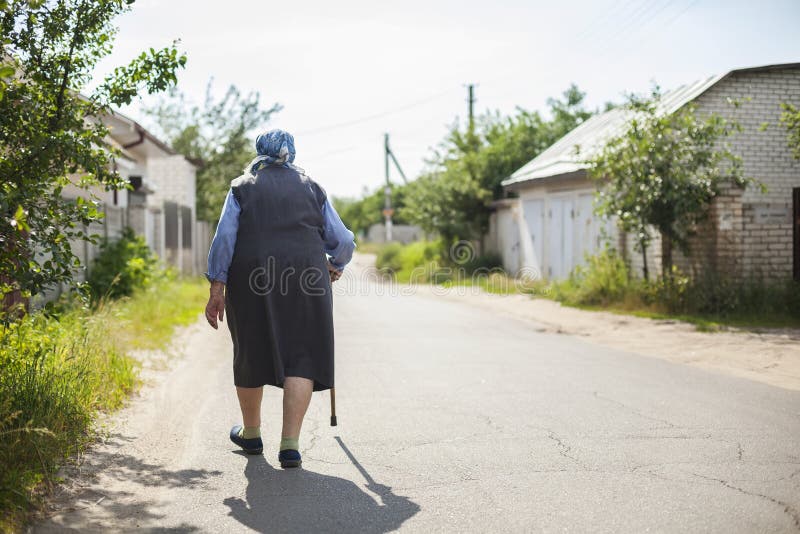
[333,184,408,238]
[588,89,754,281]
[401,162,491,246]
[402,84,593,246]
[143,81,281,222]
[0,0,186,300]
[780,102,800,160]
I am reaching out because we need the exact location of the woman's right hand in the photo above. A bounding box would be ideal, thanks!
[327,262,342,283]
[205,281,225,329]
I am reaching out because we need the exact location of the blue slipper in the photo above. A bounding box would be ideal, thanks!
[230,425,263,455]
[279,449,302,468]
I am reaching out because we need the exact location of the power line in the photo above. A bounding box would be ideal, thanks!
[574,0,641,42]
[612,0,702,61]
[620,0,683,45]
[591,0,678,58]
[295,88,458,137]
[658,0,702,31]
[603,0,668,44]
[631,0,680,34]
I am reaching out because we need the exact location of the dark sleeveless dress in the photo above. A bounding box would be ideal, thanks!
[225,165,334,391]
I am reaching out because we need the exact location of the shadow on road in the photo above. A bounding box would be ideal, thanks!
[223,438,419,533]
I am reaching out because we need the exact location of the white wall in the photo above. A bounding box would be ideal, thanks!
[146,155,198,274]
[365,223,425,244]
[488,206,521,274]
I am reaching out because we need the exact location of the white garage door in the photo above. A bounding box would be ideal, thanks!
[522,199,544,273]
[520,191,614,280]
[547,197,574,279]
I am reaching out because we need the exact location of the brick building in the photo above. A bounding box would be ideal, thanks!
[489,63,800,282]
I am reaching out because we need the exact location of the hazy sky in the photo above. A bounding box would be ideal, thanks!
[93,0,800,199]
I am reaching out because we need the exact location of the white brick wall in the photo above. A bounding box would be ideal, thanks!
[147,155,197,215]
[146,155,198,274]
[692,67,800,281]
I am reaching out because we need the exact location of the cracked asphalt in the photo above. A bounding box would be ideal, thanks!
[35,271,800,533]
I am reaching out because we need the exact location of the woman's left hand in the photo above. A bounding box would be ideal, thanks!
[205,281,226,329]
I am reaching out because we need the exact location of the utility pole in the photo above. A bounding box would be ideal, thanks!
[467,83,475,134]
[382,133,409,243]
[383,133,393,242]
[466,83,482,255]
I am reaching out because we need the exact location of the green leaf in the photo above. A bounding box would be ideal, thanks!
[11,205,30,232]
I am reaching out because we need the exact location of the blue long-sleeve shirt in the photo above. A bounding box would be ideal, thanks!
[205,188,356,283]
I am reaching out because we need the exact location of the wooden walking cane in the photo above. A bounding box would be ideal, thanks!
[329,263,340,427]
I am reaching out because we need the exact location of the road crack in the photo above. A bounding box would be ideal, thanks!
[692,472,800,531]
[593,391,678,429]
[301,414,321,456]
[545,430,585,468]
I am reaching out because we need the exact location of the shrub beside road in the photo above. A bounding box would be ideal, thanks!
[0,233,206,532]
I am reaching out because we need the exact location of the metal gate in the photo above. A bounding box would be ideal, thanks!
[164,201,179,250]
[181,206,192,249]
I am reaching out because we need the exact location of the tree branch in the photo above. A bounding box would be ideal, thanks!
[50,3,83,132]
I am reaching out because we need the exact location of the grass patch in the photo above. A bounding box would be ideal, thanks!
[112,274,208,351]
[440,271,545,295]
[560,301,800,331]
[0,274,206,532]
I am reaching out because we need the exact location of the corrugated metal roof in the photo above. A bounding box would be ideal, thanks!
[502,73,725,188]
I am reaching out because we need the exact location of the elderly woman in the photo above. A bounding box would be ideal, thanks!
[204,129,355,468]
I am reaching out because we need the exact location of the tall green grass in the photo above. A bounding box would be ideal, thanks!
[112,273,208,351]
[551,251,800,328]
[0,275,207,532]
[373,241,800,328]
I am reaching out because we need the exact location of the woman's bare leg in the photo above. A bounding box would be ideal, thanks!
[281,376,313,440]
[236,386,263,428]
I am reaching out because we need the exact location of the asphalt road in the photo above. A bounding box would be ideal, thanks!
[35,270,800,533]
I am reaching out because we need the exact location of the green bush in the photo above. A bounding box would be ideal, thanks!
[677,274,800,319]
[463,253,503,274]
[397,241,441,274]
[553,250,632,306]
[375,242,404,273]
[375,241,445,283]
[87,227,158,301]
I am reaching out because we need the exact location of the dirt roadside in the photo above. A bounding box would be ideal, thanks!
[351,253,800,392]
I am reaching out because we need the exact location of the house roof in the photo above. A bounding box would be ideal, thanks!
[502,62,800,189]
[101,109,176,158]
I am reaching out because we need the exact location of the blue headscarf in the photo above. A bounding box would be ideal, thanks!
[247,129,296,175]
